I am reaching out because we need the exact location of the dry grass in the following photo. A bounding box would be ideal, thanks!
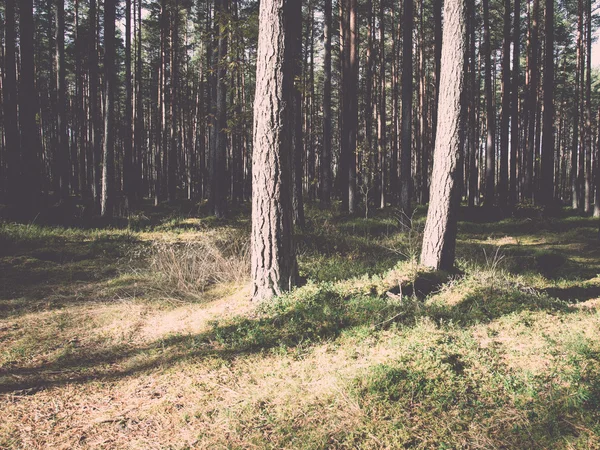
[2,207,600,448]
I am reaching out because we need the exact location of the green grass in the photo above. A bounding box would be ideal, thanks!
[1,202,600,448]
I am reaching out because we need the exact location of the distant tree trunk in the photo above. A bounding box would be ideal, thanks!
[101,0,116,218]
[499,0,511,210]
[292,0,305,227]
[510,0,521,207]
[377,0,386,208]
[89,0,102,210]
[584,0,592,213]
[134,0,144,202]
[540,0,554,206]
[168,0,179,203]
[321,0,332,206]
[467,0,478,207]
[251,0,297,301]
[483,0,495,207]
[340,0,358,213]
[420,0,466,270]
[212,0,229,217]
[524,0,539,201]
[19,0,41,213]
[400,0,414,219]
[3,0,19,208]
[56,0,69,199]
[124,0,134,207]
[365,0,374,206]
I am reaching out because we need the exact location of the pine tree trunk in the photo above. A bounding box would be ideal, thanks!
[483,0,496,207]
[321,0,332,206]
[101,0,116,218]
[56,0,69,199]
[420,0,466,270]
[400,0,413,219]
[499,0,511,210]
[540,0,554,206]
[251,0,298,301]
[510,0,521,206]
[3,0,20,208]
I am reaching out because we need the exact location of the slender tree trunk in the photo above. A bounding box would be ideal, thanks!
[584,0,592,213]
[124,0,133,208]
[56,0,69,199]
[400,0,414,219]
[292,0,305,227]
[483,0,496,206]
[3,0,20,208]
[540,0,554,206]
[420,0,466,270]
[251,0,298,301]
[101,0,117,218]
[20,0,41,214]
[499,0,511,209]
[212,0,229,217]
[321,0,332,206]
[378,0,386,208]
[510,0,521,207]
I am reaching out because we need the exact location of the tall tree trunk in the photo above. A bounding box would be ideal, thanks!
[483,0,496,206]
[101,0,117,218]
[378,0,386,208]
[584,0,592,213]
[292,0,305,226]
[321,0,332,206]
[169,0,179,203]
[400,0,414,219]
[540,0,554,206]
[89,0,102,210]
[124,0,133,207]
[212,0,229,217]
[499,0,511,209]
[420,0,466,270]
[3,0,20,208]
[20,0,42,214]
[525,0,539,201]
[56,0,69,199]
[251,0,298,301]
[510,0,521,206]
[467,0,478,207]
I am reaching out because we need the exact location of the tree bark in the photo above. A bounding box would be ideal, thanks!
[420,0,466,270]
[321,0,332,206]
[101,0,116,218]
[251,0,298,301]
[483,0,496,207]
[400,0,414,219]
[540,0,554,206]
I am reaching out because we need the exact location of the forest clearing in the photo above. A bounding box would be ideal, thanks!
[1,204,599,448]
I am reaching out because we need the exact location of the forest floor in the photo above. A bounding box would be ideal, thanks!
[1,202,600,449]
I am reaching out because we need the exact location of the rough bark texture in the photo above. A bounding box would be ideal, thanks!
[420,0,466,271]
[251,0,297,301]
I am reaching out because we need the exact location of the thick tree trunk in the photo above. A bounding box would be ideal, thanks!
[420,0,466,270]
[251,0,298,301]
